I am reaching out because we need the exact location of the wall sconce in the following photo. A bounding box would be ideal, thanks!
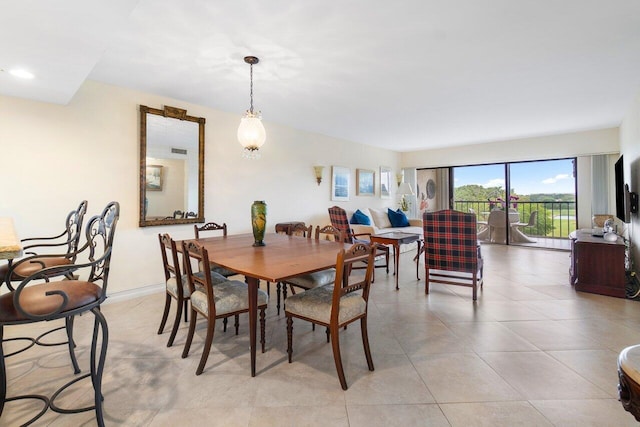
[396,173,403,187]
[313,166,324,185]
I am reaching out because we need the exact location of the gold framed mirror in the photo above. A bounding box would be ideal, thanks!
[139,105,205,227]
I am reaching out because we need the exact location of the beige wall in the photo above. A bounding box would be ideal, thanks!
[620,90,640,275]
[0,80,400,295]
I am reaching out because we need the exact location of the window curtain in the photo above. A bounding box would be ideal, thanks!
[591,154,609,216]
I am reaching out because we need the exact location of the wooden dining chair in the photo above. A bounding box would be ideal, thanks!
[285,241,376,390]
[328,206,389,280]
[181,241,268,375]
[277,225,342,316]
[156,234,229,347]
[275,223,314,315]
[194,222,240,278]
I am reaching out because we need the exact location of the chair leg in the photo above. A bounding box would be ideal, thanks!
[234,314,240,335]
[183,299,188,322]
[65,316,80,374]
[157,293,171,335]
[276,282,282,315]
[286,316,293,363]
[260,309,266,353]
[326,327,330,343]
[425,266,430,294]
[167,296,182,347]
[223,317,228,332]
[90,307,108,427]
[182,309,198,359]
[472,275,477,301]
[196,316,216,376]
[360,317,374,371]
[330,324,348,390]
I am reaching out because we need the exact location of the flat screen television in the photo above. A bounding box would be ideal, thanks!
[615,155,639,223]
[615,155,630,223]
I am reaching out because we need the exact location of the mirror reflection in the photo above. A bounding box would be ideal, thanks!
[139,105,205,227]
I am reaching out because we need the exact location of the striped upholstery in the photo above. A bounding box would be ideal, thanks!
[422,209,483,300]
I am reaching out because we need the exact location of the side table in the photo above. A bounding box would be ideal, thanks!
[370,232,421,290]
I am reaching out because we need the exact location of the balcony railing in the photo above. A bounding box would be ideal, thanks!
[453,200,576,239]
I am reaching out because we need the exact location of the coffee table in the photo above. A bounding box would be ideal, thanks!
[370,232,421,290]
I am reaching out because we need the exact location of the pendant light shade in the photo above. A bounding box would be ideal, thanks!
[238,56,265,159]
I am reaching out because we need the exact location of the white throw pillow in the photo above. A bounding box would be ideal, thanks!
[369,208,392,229]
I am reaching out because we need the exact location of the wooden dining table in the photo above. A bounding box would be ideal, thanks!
[190,232,346,377]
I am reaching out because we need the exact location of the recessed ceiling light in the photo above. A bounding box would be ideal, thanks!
[9,68,35,79]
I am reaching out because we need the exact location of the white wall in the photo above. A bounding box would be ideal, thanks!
[0,80,400,294]
[620,89,640,275]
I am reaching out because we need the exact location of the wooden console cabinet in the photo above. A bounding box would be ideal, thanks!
[569,229,626,298]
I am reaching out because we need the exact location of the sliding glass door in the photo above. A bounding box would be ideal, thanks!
[451,158,576,248]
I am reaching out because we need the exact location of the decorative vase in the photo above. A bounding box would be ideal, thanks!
[251,200,267,246]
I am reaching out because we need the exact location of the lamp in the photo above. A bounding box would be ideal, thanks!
[396,173,403,187]
[313,166,324,185]
[397,182,414,212]
[237,56,266,159]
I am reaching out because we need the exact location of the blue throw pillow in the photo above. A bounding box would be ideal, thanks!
[350,209,371,225]
[387,208,410,227]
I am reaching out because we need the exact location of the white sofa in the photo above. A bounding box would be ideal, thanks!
[345,208,423,253]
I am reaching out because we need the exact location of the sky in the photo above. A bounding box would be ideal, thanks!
[453,158,576,195]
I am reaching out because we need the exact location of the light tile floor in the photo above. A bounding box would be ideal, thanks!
[2,244,639,426]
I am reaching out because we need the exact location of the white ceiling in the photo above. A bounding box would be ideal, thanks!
[2,0,640,152]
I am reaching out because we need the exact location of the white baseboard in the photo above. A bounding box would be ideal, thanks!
[104,283,164,305]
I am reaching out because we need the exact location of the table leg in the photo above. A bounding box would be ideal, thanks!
[246,276,258,377]
[394,243,400,290]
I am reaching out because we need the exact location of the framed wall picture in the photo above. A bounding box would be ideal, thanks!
[380,166,391,199]
[331,166,350,201]
[145,165,163,191]
[356,169,375,196]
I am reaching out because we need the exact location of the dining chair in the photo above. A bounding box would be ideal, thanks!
[0,201,119,427]
[275,223,314,315]
[277,225,342,316]
[157,234,229,347]
[0,200,88,370]
[194,222,240,278]
[328,206,389,281]
[181,241,268,375]
[512,210,537,233]
[285,241,376,390]
[422,209,484,300]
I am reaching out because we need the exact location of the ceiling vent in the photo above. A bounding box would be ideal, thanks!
[171,148,187,155]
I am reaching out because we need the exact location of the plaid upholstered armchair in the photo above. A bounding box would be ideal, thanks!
[422,209,484,300]
[328,206,389,279]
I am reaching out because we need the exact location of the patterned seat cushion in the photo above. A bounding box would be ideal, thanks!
[190,280,269,316]
[198,259,237,277]
[166,271,228,298]
[286,268,336,290]
[285,285,366,325]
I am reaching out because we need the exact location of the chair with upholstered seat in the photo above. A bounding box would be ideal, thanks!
[277,225,343,316]
[0,200,88,369]
[422,209,484,300]
[193,222,239,278]
[181,241,268,375]
[285,242,376,390]
[0,201,119,426]
[328,206,389,281]
[157,234,229,347]
[274,223,314,315]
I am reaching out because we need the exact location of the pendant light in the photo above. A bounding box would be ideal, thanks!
[237,56,266,159]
